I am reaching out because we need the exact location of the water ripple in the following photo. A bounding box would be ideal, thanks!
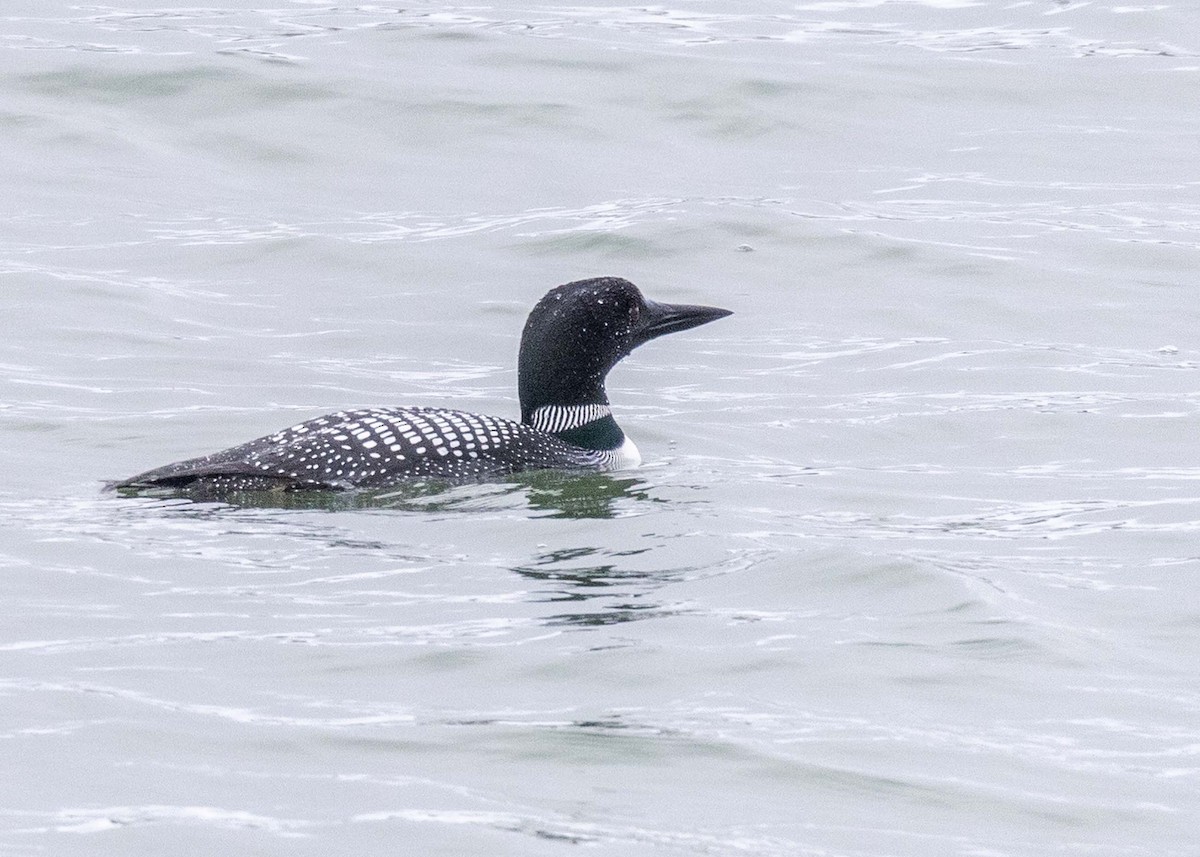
[7,2,1193,66]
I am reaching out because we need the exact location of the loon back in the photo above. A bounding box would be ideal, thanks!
[115,277,731,494]
[116,406,612,492]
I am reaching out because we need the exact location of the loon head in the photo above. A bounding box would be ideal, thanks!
[517,277,731,450]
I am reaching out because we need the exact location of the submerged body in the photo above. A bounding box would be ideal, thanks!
[116,277,728,494]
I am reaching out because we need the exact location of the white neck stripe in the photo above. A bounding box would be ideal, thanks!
[530,404,612,434]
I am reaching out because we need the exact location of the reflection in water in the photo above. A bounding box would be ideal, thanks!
[514,544,690,628]
[517,471,655,519]
[543,602,684,628]
[515,546,651,600]
[104,464,734,635]
[111,471,654,519]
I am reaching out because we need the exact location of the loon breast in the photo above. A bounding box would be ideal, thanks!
[116,406,613,493]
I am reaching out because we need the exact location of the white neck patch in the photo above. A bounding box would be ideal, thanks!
[605,434,641,470]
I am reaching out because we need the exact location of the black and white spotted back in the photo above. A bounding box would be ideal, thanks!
[119,407,610,492]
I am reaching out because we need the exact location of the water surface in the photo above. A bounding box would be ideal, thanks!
[2,2,1199,855]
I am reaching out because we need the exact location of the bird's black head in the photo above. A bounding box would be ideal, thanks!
[517,277,732,422]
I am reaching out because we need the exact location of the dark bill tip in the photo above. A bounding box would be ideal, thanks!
[634,300,733,346]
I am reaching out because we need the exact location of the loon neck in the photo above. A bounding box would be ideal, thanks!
[525,403,626,452]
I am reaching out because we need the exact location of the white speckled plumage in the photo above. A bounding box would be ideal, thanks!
[123,406,616,491]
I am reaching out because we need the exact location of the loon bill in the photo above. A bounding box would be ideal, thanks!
[114,277,731,494]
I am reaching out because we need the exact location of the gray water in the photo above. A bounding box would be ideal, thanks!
[3,1,1199,854]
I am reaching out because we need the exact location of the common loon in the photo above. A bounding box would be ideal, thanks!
[115,277,731,493]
